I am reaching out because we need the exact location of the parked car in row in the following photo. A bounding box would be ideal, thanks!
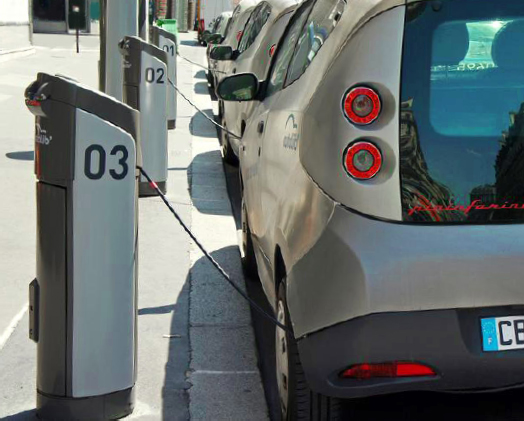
[210,0,299,164]
[199,11,232,46]
[215,0,524,419]
[207,0,261,94]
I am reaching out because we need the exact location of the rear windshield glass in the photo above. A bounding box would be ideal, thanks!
[400,0,524,223]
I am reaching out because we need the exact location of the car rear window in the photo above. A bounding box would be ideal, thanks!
[400,0,524,223]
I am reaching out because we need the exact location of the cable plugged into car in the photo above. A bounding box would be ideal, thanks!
[340,362,437,380]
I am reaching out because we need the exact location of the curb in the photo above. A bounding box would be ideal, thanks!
[0,47,35,64]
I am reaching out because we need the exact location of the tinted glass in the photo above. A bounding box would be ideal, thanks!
[266,1,314,97]
[238,3,272,54]
[285,0,346,86]
[401,0,524,223]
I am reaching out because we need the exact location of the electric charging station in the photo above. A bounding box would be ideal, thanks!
[120,36,169,196]
[99,0,138,100]
[151,25,178,129]
[25,73,141,420]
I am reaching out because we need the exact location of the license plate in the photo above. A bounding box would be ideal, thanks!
[481,316,524,352]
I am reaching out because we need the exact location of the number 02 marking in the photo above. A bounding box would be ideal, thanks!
[84,144,129,180]
[145,67,165,84]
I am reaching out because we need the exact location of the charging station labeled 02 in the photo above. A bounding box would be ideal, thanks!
[145,67,166,84]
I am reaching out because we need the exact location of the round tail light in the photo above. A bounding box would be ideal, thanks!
[343,87,381,125]
[344,141,382,180]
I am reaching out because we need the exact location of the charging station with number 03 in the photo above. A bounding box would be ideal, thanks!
[151,25,178,129]
[120,36,169,197]
[25,73,141,420]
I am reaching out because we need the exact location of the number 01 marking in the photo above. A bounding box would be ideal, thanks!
[84,144,129,180]
[163,44,175,56]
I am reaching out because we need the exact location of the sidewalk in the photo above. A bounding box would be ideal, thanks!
[0,32,268,420]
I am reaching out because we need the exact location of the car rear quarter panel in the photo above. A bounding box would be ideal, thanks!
[301,6,405,221]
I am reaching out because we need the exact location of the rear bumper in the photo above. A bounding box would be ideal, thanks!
[297,306,524,399]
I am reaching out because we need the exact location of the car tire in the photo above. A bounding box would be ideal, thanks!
[276,282,345,421]
[241,196,258,280]
[220,117,239,166]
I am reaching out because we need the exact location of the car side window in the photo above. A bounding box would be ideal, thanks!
[285,0,346,87]
[238,3,272,54]
[266,1,314,97]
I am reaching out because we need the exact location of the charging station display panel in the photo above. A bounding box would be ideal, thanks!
[72,109,137,397]
[159,33,177,124]
[140,50,168,184]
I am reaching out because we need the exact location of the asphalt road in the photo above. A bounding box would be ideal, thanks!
[215,98,524,421]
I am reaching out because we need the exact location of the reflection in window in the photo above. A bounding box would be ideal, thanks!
[400,0,524,223]
[285,0,346,86]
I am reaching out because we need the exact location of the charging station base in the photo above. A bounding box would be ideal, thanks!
[37,387,135,421]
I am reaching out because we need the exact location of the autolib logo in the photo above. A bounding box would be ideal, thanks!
[35,124,52,146]
[283,114,299,151]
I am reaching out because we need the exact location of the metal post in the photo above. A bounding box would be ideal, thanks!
[99,0,139,100]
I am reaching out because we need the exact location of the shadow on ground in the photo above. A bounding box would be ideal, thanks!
[194,70,207,80]
[180,40,199,47]
[194,81,209,95]
[189,109,217,138]
[6,151,34,161]
[2,410,37,420]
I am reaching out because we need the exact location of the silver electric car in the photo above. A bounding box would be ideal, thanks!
[210,0,299,165]
[208,0,261,92]
[217,0,524,418]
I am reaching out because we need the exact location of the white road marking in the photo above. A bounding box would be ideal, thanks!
[0,304,29,352]
[0,93,11,102]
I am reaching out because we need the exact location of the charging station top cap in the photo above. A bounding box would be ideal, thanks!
[118,36,168,65]
[151,26,178,46]
[26,73,140,142]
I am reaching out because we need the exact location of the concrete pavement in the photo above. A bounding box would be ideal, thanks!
[0,32,268,420]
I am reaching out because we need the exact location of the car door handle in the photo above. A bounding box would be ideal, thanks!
[257,121,264,134]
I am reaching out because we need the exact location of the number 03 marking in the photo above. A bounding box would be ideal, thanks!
[84,144,129,180]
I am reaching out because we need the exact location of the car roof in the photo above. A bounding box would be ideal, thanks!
[235,0,261,12]
[265,0,299,15]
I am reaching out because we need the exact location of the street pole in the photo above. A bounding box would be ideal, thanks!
[76,28,80,53]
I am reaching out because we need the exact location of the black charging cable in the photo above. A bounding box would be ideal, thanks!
[138,167,290,333]
[168,79,242,140]
[177,52,228,74]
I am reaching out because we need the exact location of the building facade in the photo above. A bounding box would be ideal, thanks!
[33,0,93,33]
[0,0,32,53]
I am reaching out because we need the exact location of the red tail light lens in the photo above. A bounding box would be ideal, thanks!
[341,362,436,380]
[344,141,382,180]
[237,31,243,42]
[343,87,381,125]
[269,44,276,57]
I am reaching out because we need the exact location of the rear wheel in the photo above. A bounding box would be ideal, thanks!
[276,282,345,420]
[241,196,258,280]
[220,117,239,166]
